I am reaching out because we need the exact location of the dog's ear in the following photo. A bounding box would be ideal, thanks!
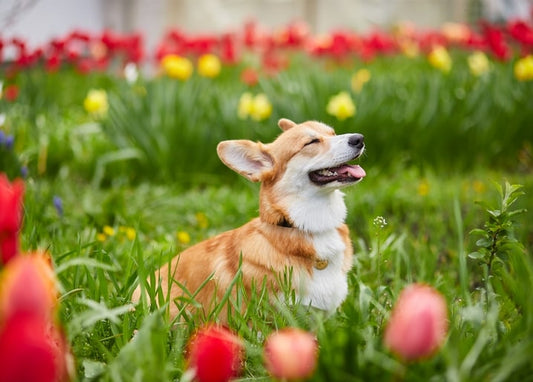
[278,118,297,131]
[217,140,274,182]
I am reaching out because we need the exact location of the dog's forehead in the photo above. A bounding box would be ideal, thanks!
[268,121,335,158]
[300,121,336,136]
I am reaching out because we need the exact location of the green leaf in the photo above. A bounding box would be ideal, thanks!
[468,251,486,260]
[106,311,169,382]
[476,238,493,248]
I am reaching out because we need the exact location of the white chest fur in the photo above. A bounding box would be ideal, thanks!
[299,229,349,312]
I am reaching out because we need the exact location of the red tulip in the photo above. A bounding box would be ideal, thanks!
[0,252,58,323]
[187,325,244,382]
[263,328,318,380]
[0,174,24,264]
[384,283,448,362]
[240,67,259,86]
[0,312,72,382]
[3,84,20,102]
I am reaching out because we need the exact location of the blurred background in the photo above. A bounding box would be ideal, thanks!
[2,0,532,54]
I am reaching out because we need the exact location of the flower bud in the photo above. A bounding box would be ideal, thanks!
[186,325,244,382]
[263,328,318,380]
[384,283,448,361]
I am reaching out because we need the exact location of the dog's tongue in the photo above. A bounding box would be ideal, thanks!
[337,164,366,178]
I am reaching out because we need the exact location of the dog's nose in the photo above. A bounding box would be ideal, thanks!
[348,134,364,149]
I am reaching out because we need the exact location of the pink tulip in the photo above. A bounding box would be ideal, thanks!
[384,283,448,361]
[263,328,318,380]
[186,325,244,382]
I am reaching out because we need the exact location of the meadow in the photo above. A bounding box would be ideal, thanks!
[1,21,533,381]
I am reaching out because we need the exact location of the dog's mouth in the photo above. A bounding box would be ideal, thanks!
[309,163,366,185]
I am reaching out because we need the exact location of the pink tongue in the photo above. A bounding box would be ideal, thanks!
[337,164,366,178]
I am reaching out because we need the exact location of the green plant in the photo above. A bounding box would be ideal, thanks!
[468,181,527,279]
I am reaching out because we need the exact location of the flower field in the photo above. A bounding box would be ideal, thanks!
[1,20,533,381]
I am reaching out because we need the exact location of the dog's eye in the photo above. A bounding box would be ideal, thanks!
[304,138,320,146]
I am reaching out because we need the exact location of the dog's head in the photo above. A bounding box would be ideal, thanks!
[217,119,365,231]
[217,118,365,189]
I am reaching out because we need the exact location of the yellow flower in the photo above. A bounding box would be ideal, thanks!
[238,93,273,121]
[351,69,371,93]
[238,92,253,120]
[119,226,136,241]
[103,225,116,236]
[96,233,107,242]
[195,212,209,229]
[250,94,273,121]
[514,55,533,81]
[428,46,452,73]
[468,51,490,76]
[417,179,430,196]
[161,54,193,80]
[177,231,191,244]
[326,91,356,121]
[197,54,221,78]
[84,89,108,117]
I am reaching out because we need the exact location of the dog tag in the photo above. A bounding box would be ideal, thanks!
[314,258,328,270]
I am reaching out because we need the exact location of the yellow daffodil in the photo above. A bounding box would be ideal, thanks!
[428,46,452,73]
[83,89,108,117]
[468,51,490,76]
[514,55,533,81]
[177,231,191,244]
[197,54,221,78]
[351,68,371,93]
[161,54,193,80]
[326,91,356,121]
[238,93,273,121]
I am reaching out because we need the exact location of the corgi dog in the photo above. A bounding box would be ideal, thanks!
[133,118,365,320]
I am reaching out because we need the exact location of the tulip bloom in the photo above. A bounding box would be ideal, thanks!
[326,91,356,121]
[0,313,71,382]
[351,68,371,93]
[3,84,19,102]
[197,54,221,78]
[428,46,452,73]
[186,325,244,382]
[468,51,490,77]
[240,68,259,86]
[384,283,448,361]
[0,252,58,323]
[83,89,109,117]
[161,54,193,80]
[0,174,24,264]
[263,328,318,380]
[237,92,272,121]
[514,55,533,82]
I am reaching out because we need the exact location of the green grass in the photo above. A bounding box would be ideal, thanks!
[17,166,533,381]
